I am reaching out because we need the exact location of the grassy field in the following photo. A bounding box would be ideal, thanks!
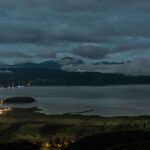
[1,107,150,149]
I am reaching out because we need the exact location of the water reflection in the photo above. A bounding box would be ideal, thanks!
[0,85,150,116]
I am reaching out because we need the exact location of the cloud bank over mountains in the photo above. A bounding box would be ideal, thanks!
[0,0,150,75]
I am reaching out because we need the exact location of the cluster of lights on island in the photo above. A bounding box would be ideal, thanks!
[0,100,12,114]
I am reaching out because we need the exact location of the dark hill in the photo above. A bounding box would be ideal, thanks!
[0,68,150,86]
[0,141,40,150]
[66,131,150,150]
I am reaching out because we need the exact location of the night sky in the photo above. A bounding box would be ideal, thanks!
[0,0,150,75]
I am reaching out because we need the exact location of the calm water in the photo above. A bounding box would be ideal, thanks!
[1,85,150,116]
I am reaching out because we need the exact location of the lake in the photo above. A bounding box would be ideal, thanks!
[0,85,150,116]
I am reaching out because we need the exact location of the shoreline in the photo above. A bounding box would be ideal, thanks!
[1,83,150,88]
[10,107,150,119]
[6,105,150,118]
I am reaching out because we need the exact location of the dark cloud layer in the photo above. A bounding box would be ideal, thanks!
[0,50,31,58]
[73,45,109,59]
[0,0,150,46]
[36,51,56,58]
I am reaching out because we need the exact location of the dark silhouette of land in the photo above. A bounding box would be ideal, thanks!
[4,97,36,103]
[0,141,40,150]
[67,131,150,150]
[0,108,150,149]
[1,68,150,87]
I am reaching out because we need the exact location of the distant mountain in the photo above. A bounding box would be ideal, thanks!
[94,61,130,65]
[0,58,131,72]
[0,67,150,87]
[15,61,62,70]
[1,58,150,87]
[58,57,84,66]
[0,61,62,70]
[0,57,84,70]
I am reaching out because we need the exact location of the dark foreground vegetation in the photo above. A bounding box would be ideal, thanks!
[3,130,150,150]
[1,108,150,149]
[67,130,150,150]
[0,141,41,150]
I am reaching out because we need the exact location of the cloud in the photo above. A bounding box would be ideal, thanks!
[103,58,150,76]
[36,51,56,58]
[117,58,150,76]
[62,57,150,76]
[0,50,32,58]
[111,37,150,53]
[73,45,109,59]
[0,50,33,64]
[0,0,150,46]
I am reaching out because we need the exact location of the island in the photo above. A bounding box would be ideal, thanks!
[4,97,36,103]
